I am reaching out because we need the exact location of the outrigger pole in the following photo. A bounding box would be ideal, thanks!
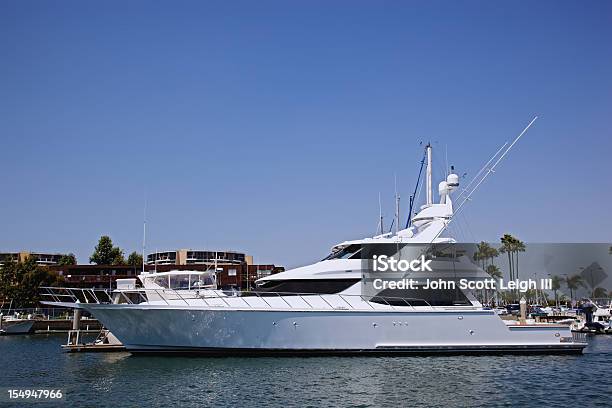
[431,116,539,243]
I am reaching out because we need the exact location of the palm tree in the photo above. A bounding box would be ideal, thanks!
[513,239,526,280]
[486,264,502,279]
[486,246,499,268]
[565,274,585,304]
[500,234,525,301]
[474,242,491,270]
[592,287,608,299]
[500,234,515,281]
[486,265,502,306]
[551,275,562,308]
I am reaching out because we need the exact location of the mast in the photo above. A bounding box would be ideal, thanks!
[426,143,433,206]
[394,174,400,234]
[406,146,427,228]
[378,192,384,235]
[142,197,147,275]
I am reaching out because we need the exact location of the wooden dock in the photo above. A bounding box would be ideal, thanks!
[61,343,126,352]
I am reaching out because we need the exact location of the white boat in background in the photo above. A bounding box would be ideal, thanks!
[571,302,612,333]
[0,314,35,335]
[41,120,588,354]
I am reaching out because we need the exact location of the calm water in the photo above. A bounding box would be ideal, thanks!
[0,334,611,408]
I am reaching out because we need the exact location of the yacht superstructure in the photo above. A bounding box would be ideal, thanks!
[41,133,587,354]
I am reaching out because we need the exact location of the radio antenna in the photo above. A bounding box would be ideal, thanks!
[377,192,384,235]
[142,193,147,275]
[394,174,400,234]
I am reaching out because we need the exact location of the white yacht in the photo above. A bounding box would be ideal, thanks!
[42,141,587,354]
[0,313,36,335]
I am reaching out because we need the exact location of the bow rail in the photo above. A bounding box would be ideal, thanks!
[37,286,470,312]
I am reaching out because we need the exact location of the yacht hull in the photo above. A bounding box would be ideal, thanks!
[81,305,586,355]
[0,319,35,335]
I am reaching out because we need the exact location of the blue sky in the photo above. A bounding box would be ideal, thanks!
[1,1,611,268]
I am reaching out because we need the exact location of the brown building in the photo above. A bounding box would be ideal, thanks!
[146,249,249,266]
[47,264,140,290]
[48,249,284,290]
[0,251,66,266]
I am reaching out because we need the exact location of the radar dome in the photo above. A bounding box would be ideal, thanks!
[446,173,459,188]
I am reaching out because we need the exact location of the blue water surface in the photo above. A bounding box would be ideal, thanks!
[0,334,610,407]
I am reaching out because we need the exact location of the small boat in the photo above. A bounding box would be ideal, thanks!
[0,314,35,335]
[571,302,612,334]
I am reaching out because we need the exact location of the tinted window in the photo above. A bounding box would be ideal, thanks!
[371,287,471,306]
[322,245,362,261]
[255,279,360,295]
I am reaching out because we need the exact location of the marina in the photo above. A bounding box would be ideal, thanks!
[2,2,612,406]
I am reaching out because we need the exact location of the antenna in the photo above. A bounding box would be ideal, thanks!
[142,194,147,275]
[377,192,384,235]
[426,143,433,206]
[406,146,427,228]
[445,144,449,177]
[394,174,400,234]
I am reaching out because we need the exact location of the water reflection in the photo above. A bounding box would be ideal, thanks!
[1,334,610,407]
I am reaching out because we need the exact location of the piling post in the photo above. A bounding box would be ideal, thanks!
[68,309,82,345]
[72,309,81,330]
[519,297,527,324]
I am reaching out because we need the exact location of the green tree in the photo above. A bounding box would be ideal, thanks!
[0,256,19,306]
[0,256,63,308]
[486,264,502,279]
[473,242,490,270]
[486,264,502,306]
[499,234,526,301]
[500,234,515,281]
[592,287,608,298]
[551,275,563,307]
[58,253,77,265]
[18,256,63,307]
[565,274,585,304]
[90,236,125,265]
[126,251,143,268]
[513,239,526,280]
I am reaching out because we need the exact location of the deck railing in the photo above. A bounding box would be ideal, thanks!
[39,286,446,311]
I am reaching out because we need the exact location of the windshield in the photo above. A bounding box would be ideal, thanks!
[145,273,217,290]
[322,244,362,261]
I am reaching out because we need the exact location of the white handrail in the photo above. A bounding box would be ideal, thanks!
[40,287,435,311]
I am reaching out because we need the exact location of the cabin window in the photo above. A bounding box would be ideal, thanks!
[255,279,360,294]
[370,287,471,306]
[322,245,363,261]
[152,276,170,289]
